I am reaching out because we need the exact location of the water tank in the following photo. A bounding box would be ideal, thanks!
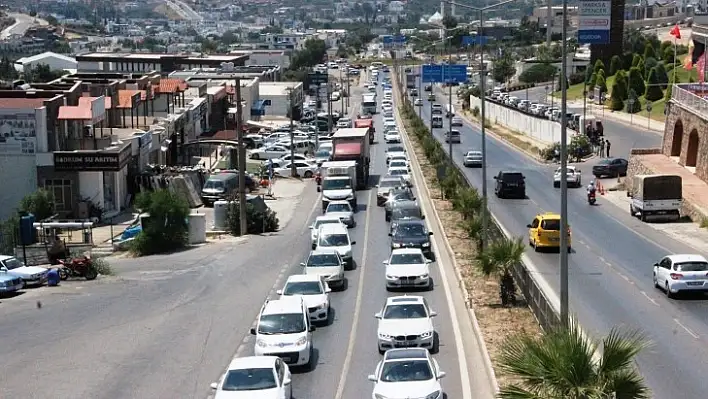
[213,200,230,230]
[188,213,207,244]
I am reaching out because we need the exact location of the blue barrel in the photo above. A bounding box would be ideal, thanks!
[47,268,60,286]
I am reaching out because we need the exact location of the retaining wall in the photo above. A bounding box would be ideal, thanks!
[470,96,566,144]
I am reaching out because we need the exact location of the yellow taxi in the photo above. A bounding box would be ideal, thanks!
[527,212,571,252]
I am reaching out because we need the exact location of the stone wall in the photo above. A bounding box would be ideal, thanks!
[663,101,708,182]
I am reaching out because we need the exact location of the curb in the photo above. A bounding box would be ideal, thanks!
[393,76,500,394]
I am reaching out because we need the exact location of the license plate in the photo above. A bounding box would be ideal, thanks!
[687,282,703,286]
[281,356,292,362]
[395,342,416,347]
[549,237,559,242]
[401,280,415,285]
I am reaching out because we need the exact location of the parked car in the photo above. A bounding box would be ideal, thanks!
[592,158,628,178]
[249,145,289,160]
[0,270,24,294]
[273,161,319,178]
[0,255,48,286]
[653,254,708,298]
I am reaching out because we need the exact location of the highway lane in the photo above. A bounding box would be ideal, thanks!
[420,83,708,398]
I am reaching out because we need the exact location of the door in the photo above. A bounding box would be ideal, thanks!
[529,218,540,243]
[657,257,671,285]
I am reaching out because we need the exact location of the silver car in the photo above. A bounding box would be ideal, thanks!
[325,200,356,228]
[463,150,483,167]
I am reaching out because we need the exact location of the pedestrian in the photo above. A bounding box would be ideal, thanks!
[599,139,605,157]
[606,139,611,158]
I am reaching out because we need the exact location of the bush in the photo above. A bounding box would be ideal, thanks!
[519,63,557,84]
[609,55,621,75]
[227,202,279,235]
[92,257,114,275]
[568,72,585,85]
[131,190,190,256]
[472,106,480,117]
[595,75,607,93]
[610,83,625,111]
[613,70,628,100]
[626,89,642,114]
[628,67,645,96]
[593,59,605,74]
[645,67,664,101]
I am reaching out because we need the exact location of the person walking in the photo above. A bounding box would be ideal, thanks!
[599,139,606,158]
[606,139,611,158]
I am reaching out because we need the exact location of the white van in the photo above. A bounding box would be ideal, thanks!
[432,115,444,128]
[445,104,455,117]
[251,297,315,368]
[315,223,356,267]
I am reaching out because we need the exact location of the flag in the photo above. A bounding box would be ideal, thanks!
[699,54,707,83]
[670,24,681,39]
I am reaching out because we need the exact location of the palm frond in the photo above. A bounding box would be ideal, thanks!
[603,368,652,399]
[598,327,648,376]
[497,384,548,399]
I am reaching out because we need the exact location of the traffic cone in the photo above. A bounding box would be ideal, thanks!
[598,181,605,195]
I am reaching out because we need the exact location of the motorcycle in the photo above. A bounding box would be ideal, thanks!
[58,255,98,280]
[587,190,596,205]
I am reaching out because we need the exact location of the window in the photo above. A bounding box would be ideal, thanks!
[531,218,540,228]
[44,179,72,211]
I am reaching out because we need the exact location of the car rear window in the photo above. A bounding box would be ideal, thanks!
[503,173,524,182]
[540,219,561,231]
[675,262,708,272]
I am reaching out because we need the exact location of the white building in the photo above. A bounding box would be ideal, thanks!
[258,82,303,117]
[244,50,290,69]
[13,52,78,73]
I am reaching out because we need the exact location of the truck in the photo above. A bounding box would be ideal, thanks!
[331,128,371,191]
[406,73,416,89]
[318,161,357,211]
[354,118,375,144]
[628,174,682,222]
[361,93,377,115]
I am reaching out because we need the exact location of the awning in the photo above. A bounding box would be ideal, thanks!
[250,100,269,116]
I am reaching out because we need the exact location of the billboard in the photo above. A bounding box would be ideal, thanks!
[91,95,106,125]
[578,0,611,44]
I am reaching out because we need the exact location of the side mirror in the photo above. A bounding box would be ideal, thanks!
[577,169,581,173]
[351,241,356,245]
[250,328,257,335]
[493,176,498,180]
[653,262,659,267]
[382,260,389,265]
[428,232,433,236]
[325,287,332,293]
[309,326,316,332]
[526,224,533,228]
[283,376,291,385]
[312,243,317,250]
[388,233,392,236]
[437,371,447,379]
[430,311,438,317]
[367,374,377,382]
[626,191,632,197]
[210,382,218,390]
[421,215,426,219]
[300,262,306,267]
[317,186,322,192]
[374,312,382,319]
[276,289,283,295]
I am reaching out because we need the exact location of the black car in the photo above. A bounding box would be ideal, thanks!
[410,89,418,97]
[494,170,526,199]
[424,84,432,92]
[389,220,434,259]
[384,188,416,221]
[592,158,628,178]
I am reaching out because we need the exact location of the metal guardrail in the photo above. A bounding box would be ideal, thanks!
[672,85,708,115]
[394,67,561,331]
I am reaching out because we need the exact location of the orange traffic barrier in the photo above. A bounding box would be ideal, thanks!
[597,181,605,195]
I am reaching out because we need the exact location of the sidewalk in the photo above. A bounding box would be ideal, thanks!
[565,98,665,134]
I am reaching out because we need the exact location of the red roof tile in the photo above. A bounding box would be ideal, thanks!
[0,98,46,109]
[158,78,188,94]
[117,90,141,109]
[78,96,113,110]
[57,105,92,120]
[225,85,235,95]
[212,130,237,140]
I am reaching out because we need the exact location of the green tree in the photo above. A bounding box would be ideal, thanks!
[660,40,671,55]
[632,53,643,68]
[585,67,594,84]
[45,15,58,26]
[475,237,525,306]
[654,62,668,87]
[290,39,327,70]
[24,64,64,83]
[451,187,482,220]
[595,74,607,93]
[644,57,658,79]
[593,59,605,74]
[665,73,675,101]
[613,69,628,100]
[497,321,650,399]
[519,63,557,84]
[492,54,516,84]
[628,67,645,96]
[0,56,18,80]
[645,67,664,101]
[663,45,676,64]
[626,89,642,113]
[587,72,597,91]
[609,55,621,75]
[610,82,625,111]
[636,58,645,77]
[131,190,189,256]
[643,42,657,61]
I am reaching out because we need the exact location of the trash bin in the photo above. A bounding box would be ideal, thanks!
[47,268,60,286]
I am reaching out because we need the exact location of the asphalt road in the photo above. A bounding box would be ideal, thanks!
[0,13,46,39]
[420,81,708,399]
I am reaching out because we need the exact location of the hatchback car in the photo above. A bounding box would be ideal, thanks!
[450,116,463,127]
[210,356,292,399]
[527,212,572,252]
[368,349,446,399]
[494,170,526,199]
[250,297,315,368]
[375,296,438,353]
[302,250,346,288]
[315,223,356,267]
[653,254,708,298]
[277,274,332,323]
[445,130,461,143]
[309,215,345,246]
[325,200,355,228]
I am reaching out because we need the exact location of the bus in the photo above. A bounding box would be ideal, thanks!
[361,94,377,115]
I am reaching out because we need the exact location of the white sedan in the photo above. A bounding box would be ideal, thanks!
[384,130,402,143]
[553,165,582,188]
[273,161,319,178]
[387,166,411,185]
[368,348,446,399]
[375,296,438,354]
[383,248,432,290]
[249,145,288,160]
[0,255,48,286]
[211,356,292,399]
[414,98,423,106]
[277,274,331,323]
[275,153,313,164]
[653,254,708,298]
[451,116,463,126]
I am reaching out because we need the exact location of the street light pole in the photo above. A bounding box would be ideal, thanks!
[288,88,297,178]
[559,0,570,326]
[339,68,345,116]
[447,36,454,159]
[234,81,247,236]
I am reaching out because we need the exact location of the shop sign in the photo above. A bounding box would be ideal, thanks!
[54,144,132,171]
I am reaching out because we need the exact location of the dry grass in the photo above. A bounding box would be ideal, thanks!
[402,114,543,386]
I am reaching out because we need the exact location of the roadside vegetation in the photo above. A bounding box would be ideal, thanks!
[131,189,190,256]
[226,201,279,235]
[397,82,649,395]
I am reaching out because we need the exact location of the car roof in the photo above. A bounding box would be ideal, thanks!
[285,274,323,283]
[391,248,425,255]
[327,200,351,207]
[310,249,341,257]
[666,254,708,263]
[392,200,419,209]
[261,297,305,316]
[394,219,425,227]
[385,295,425,306]
[383,348,429,361]
[317,223,348,234]
[537,212,560,219]
[0,255,15,261]
[388,166,408,171]
[315,215,342,222]
[227,355,278,370]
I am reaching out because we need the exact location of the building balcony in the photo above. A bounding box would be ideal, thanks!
[672,84,708,116]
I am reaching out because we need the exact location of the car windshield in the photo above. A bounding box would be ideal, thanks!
[319,233,349,246]
[388,146,405,153]
[540,219,561,230]
[203,180,225,190]
[390,253,426,264]
[327,203,351,213]
[390,161,406,168]
[393,208,421,219]
[258,313,305,334]
[598,159,613,165]
[380,360,434,382]
[379,180,400,189]
[389,169,407,176]
[390,191,413,201]
[2,257,23,270]
[394,224,427,237]
[307,253,341,267]
[221,368,277,391]
[383,304,428,319]
[283,281,323,295]
[316,150,331,157]
[322,179,352,190]
[466,152,481,157]
[675,261,708,272]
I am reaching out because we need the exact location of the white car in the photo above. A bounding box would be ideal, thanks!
[382,116,395,126]
[309,215,345,247]
[382,105,394,114]
[388,154,409,165]
[0,255,47,286]
[384,130,402,144]
[275,153,313,164]
[315,223,356,267]
[383,120,397,132]
[368,348,446,399]
[375,296,438,354]
[277,274,332,323]
[450,116,463,126]
[387,166,411,185]
[388,159,409,171]
[383,248,432,290]
[382,109,394,118]
[273,161,319,178]
[250,145,288,160]
[385,145,407,164]
[302,249,346,288]
[210,356,292,399]
[553,165,582,188]
[325,200,356,228]
[653,254,708,298]
[376,176,407,205]
[463,150,483,167]
[414,98,423,106]
[337,118,352,128]
[381,100,393,107]
[251,297,315,368]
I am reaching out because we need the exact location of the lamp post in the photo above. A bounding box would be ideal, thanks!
[559,0,569,326]
[444,0,516,250]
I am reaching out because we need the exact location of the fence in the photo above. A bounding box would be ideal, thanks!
[672,85,708,116]
[393,65,561,332]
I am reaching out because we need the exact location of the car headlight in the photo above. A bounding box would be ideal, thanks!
[346,194,355,200]
[256,339,268,348]
[386,274,397,280]
[295,336,307,346]
[426,390,442,399]
[420,274,429,280]
[378,333,392,340]
[420,330,434,339]
[392,243,402,248]
[422,242,430,247]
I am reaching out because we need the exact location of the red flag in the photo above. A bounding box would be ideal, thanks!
[670,24,681,39]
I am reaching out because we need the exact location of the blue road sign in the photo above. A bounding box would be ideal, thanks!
[462,35,489,46]
[383,34,406,49]
[421,64,468,84]
[578,30,610,44]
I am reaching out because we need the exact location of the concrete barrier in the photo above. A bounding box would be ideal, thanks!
[469,96,565,144]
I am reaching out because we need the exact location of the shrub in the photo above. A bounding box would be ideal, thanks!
[519,63,557,84]
[593,59,605,74]
[227,202,279,235]
[645,67,664,102]
[613,70,628,100]
[626,89,642,114]
[628,67,645,96]
[472,106,480,117]
[609,55,621,75]
[595,75,607,93]
[131,190,190,256]
[92,257,114,275]
[610,83,625,111]
[568,72,584,85]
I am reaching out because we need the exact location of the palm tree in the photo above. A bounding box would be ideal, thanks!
[497,320,650,399]
[475,236,524,306]
[452,187,482,219]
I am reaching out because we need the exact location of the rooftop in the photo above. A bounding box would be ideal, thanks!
[259,82,302,97]
[261,297,304,316]
[0,98,46,109]
[15,51,77,65]
[76,52,250,62]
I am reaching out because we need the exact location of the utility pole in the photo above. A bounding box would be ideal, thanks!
[288,88,297,178]
[559,0,570,327]
[339,68,345,116]
[418,65,423,118]
[327,82,333,136]
[346,73,350,114]
[235,81,247,236]
[447,35,453,159]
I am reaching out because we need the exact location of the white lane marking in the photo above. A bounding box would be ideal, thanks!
[674,318,700,339]
[641,291,660,306]
[334,188,375,399]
